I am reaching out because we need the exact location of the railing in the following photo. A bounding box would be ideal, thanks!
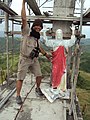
[68,36,83,120]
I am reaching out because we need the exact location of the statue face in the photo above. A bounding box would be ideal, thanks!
[56,29,63,39]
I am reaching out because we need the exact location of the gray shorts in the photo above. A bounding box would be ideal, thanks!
[17,56,42,81]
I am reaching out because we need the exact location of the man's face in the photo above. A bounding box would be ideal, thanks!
[33,26,42,32]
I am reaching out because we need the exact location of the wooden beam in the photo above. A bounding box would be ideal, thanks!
[9,15,80,21]
[26,0,42,15]
[83,8,90,18]
[0,1,18,16]
[1,15,90,25]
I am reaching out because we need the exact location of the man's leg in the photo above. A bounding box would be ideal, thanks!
[35,76,44,96]
[16,80,23,96]
[31,60,44,96]
[16,80,23,104]
[36,76,42,88]
[16,56,28,104]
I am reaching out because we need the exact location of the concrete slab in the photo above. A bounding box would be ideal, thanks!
[16,99,64,120]
[0,74,35,120]
[16,79,66,120]
[0,74,67,120]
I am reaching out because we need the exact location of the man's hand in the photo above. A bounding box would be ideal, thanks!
[45,53,52,61]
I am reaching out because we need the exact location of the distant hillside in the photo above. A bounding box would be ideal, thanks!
[0,31,4,37]
[0,31,21,37]
[81,38,90,45]
[0,36,90,53]
[0,37,20,53]
[80,38,90,53]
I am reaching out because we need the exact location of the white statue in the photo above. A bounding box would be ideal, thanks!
[70,24,76,39]
[70,24,75,35]
[42,28,76,49]
[56,29,63,40]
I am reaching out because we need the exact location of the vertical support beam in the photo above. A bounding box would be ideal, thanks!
[11,20,14,71]
[5,0,9,85]
[80,0,84,34]
[67,47,72,89]
[53,0,76,38]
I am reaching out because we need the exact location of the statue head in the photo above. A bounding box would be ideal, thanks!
[56,29,63,40]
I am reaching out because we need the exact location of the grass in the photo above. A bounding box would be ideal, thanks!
[0,54,19,84]
[76,88,90,120]
[80,52,90,73]
[77,71,90,90]
[76,43,90,120]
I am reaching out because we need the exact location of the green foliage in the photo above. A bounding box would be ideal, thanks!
[80,52,90,73]
[77,88,90,120]
[0,37,20,83]
[77,44,90,120]
[0,70,6,84]
[39,56,51,75]
[77,72,90,90]
[0,37,20,53]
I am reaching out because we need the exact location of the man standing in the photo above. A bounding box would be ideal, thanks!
[16,0,50,104]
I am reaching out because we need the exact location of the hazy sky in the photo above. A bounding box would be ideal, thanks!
[10,0,90,38]
[11,0,54,15]
[10,0,90,15]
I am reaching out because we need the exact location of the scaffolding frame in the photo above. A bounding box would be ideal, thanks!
[0,0,88,119]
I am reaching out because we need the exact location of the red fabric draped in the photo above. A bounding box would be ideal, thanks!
[51,46,66,88]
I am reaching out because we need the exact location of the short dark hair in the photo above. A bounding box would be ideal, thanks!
[31,19,43,29]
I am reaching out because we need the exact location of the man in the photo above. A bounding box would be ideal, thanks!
[16,0,50,104]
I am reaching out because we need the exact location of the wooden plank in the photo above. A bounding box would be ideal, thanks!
[26,0,41,15]
[9,15,80,21]
[83,8,90,18]
[0,2,18,16]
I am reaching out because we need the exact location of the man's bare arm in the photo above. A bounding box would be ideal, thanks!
[40,46,52,60]
[21,0,27,29]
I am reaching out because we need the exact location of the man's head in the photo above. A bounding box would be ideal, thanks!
[31,19,43,32]
[30,19,43,39]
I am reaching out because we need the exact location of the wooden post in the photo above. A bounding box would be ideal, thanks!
[5,0,9,85]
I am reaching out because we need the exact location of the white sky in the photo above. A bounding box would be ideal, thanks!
[10,0,90,15]
[11,0,54,15]
[10,0,90,38]
[0,0,90,38]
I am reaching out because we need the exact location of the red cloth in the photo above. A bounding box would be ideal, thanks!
[51,46,66,88]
